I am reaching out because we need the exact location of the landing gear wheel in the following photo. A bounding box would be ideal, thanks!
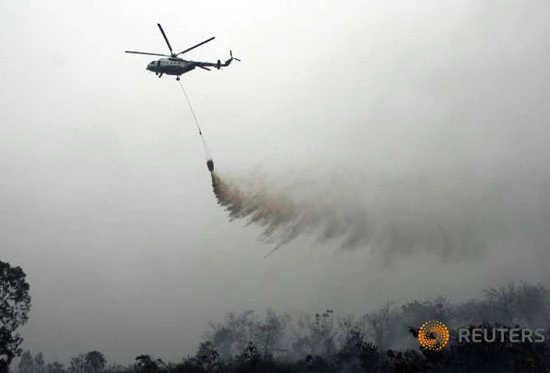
[176,76,180,81]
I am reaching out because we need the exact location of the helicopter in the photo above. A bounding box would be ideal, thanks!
[126,24,240,80]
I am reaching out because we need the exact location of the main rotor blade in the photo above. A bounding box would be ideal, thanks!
[176,37,215,56]
[125,51,169,57]
[157,23,174,55]
[196,65,211,71]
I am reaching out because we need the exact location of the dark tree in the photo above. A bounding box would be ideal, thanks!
[209,325,233,360]
[134,354,166,373]
[69,351,107,373]
[0,261,31,373]
[236,342,261,366]
[85,351,106,373]
[45,362,66,373]
[254,309,289,360]
[69,354,87,373]
[336,329,381,372]
[362,303,394,351]
[17,350,34,373]
[293,309,337,358]
[187,341,223,372]
[207,310,257,360]
[34,352,45,373]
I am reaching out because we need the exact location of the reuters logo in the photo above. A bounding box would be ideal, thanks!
[418,320,450,351]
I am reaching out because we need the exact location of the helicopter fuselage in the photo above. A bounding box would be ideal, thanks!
[126,24,238,80]
[146,57,195,76]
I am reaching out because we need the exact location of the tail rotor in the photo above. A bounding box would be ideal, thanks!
[230,50,241,62]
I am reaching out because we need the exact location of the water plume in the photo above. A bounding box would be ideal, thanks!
[209,169,499,262]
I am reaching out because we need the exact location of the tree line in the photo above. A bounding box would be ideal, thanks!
[2,259,550,372]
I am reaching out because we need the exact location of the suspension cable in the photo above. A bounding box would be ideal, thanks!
[177,79,214,171]
[177,79,203,135]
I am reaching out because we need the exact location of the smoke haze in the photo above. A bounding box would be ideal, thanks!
[1,0,550,366]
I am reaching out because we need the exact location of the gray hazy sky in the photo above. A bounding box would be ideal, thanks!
[1,0,549,366]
